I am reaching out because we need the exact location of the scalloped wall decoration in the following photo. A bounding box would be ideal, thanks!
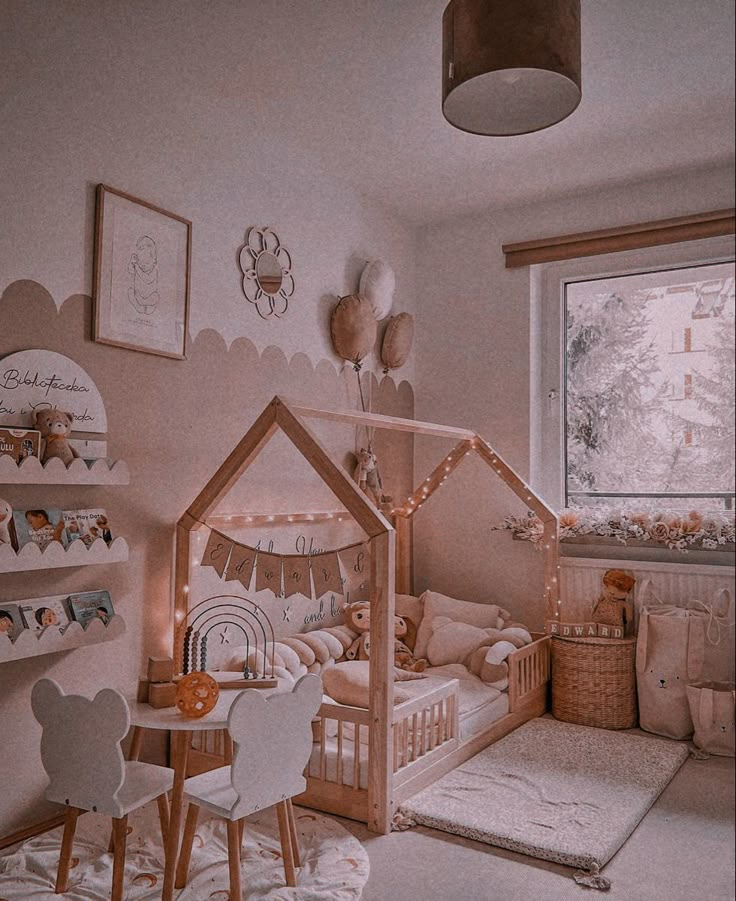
[0,536,129,573]
[0,613,126,663]
[0,455,129,485]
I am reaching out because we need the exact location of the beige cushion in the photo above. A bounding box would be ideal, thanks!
[381,313,414,371]
[330,294,377,365]
[415,590,504,659]
[321,661,415,709]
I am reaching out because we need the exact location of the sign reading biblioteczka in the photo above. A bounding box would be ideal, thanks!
[0,350,108,432]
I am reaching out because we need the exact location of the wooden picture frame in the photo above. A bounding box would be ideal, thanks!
[93,184,191,360]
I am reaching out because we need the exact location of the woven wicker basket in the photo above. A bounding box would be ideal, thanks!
[551,635,638,730]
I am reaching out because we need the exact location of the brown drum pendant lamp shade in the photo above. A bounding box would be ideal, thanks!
[442,0,582,137]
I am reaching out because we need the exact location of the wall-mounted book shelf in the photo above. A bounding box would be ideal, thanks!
[0,455,130,485]
[0,537,129,573]
[0,610,126,663]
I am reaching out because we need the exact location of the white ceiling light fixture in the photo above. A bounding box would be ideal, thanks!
[442,0,582,137]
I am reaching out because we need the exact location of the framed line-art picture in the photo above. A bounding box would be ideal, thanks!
[93,184,191,359]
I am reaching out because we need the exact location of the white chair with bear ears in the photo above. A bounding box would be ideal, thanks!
[31,678,175,900]
[176,674,323,899]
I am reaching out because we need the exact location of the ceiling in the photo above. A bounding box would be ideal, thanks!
[4,0,735,225]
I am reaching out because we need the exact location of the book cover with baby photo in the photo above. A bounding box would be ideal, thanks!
[67,590,115,629]
[0,604,26,642]
[19,598,70,635]
[12,508,68,552]
[63,509,113,547]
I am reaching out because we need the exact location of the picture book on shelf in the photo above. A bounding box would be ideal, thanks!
[0,428,41,463]
[63,509,114,547]
[19,598,70,635]
[0,604,25,641]
[67,590,115,628]
[12,508,68,552]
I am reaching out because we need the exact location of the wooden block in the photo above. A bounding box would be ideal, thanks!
[137,679,150,703]
[148,681,177,709]
[148,656,175,684]
[546,619,560,635]
[571,623,586,638]
[611,625,624,639]
[597,624,611,638]
[560,623,573,637]
[585,622,598,637]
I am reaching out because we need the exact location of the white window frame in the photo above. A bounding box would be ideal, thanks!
[530,234,735,510]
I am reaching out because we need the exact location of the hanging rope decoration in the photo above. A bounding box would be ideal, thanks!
[199,526,371,602]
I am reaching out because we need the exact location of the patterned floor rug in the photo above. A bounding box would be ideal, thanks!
[0,801,369,900]
[398,718,689,887]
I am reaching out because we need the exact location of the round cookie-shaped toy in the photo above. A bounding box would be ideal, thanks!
[175,671,220,718]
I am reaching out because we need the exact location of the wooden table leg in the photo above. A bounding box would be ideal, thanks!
[162,729,191,901]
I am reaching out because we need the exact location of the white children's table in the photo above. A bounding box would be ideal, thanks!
[127,685,281,901]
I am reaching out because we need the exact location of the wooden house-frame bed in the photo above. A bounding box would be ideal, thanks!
[174,396,559,834]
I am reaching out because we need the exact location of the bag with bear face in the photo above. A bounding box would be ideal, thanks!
[686,681,736,757]
[636,605,706,739]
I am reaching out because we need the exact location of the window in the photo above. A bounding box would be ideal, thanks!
[531,235,736,513]
[564,262,734,510]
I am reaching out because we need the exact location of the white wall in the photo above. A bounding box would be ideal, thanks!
[412,164,735,625]
[0,2,417,838]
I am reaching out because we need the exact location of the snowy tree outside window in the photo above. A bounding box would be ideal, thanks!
[565,262,735,511]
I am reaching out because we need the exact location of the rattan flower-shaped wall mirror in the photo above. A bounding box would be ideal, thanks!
[238,227,294,319]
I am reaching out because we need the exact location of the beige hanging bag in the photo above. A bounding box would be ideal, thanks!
[686,682,736,757]
[636,605,705,739]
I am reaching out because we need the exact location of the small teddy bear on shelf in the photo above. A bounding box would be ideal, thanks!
[344,601,427,672]
[353,446,382,506]
[34,408,79,467]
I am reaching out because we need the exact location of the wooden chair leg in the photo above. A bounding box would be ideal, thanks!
[111,815,128,901]
[238,817,245,855]
[276,801,296,887]
[55,806,81,894]
[175,803,200,889]
[286,799,300,868]
[157,792,170,844]
[226,819,242,901]
[107,726,146,852]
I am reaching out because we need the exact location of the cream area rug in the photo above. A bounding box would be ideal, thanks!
[0,801,368,900]
[397,718,689,889]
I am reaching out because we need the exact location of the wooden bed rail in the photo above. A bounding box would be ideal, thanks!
[508,634,550,712]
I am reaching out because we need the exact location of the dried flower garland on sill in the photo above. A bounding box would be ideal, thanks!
[495,505,736,552]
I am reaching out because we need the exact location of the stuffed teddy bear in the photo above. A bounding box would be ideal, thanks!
[344,601,427,672]
[0,497,13,546]
[34,409,78,466]
[353,447,382,506]
[425,615,533,690]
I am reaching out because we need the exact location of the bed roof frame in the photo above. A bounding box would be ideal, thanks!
[174,395,559,833]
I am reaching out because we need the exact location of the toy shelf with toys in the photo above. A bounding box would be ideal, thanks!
[0,591,125,663]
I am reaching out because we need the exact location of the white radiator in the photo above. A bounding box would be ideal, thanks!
[560,557,735,624]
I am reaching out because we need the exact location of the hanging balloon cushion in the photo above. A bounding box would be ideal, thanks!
[330,294,377,368]
[381,312,415,372]
[359,260,395,320]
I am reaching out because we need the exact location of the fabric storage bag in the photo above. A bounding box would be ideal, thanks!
[686,681,736,757]
[636,605,705,739]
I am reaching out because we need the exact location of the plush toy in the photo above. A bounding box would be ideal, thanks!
[592,569,636,634]
[0,497,13,546]
[425,615,533,690]
[34,409,78,466]
[344,601,427,672]
[353,446,382,506]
